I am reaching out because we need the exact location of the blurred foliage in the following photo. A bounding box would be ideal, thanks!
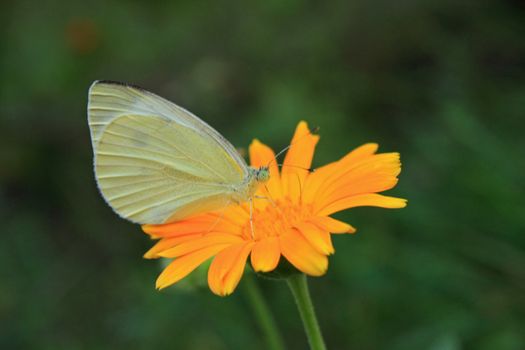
[1,0,525,349]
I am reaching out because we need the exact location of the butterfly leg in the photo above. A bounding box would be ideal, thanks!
[255,195,277,208]
[257,184,277,208]
[249,198,255,239]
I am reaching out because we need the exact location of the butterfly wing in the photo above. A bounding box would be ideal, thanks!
[88,81,247,224]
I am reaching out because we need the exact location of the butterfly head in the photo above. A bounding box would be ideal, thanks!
[249,166,270,183]
[256,166,270,183]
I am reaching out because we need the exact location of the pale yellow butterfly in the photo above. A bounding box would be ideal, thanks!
[87,80,269,224]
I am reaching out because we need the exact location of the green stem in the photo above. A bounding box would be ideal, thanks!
[287,274,326,350]
[243,274,286,350]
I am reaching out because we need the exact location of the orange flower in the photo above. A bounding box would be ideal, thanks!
[142,121,406,296]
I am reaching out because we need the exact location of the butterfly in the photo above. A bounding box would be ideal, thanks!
[87,80,269,224]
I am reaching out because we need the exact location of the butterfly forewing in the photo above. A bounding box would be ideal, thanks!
[88,81,247,224]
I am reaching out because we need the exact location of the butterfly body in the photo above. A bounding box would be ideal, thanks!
[230,166,270,204]
[88,81,269,224]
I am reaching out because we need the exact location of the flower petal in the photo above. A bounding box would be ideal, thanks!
[158,234,244,258]
[249,139,282,199]
[309,216,356,234]
[295,222,334,255]
[304,143,378,203]
[281,121,319,202]
[143,219,211,238]
[142,216,224,238]
[221,205,251,228]
[156,244,228,290]
[316,153,401,209]
[341,143,379,161]
[317,194,407,216]
[143,209,246,239]
[144,234,201,259]
[208,242,254,296]
[280,228,328,276]
[250,237,281,272]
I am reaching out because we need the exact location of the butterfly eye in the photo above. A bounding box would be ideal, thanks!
[256,167,270,182]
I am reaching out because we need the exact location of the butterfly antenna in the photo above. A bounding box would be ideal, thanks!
[268,145,292,167]
[267,126,320,168]
[278,163,314,172]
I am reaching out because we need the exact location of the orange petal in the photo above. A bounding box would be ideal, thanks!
[281,121,319,203]
[311,152,401,209]
[208,242,254,296]
[143,211,245,239]
[318,153,401,204]
[295,222,334,255]
[221,205,250,227]
[309,216,356,234]
[279,228,328,276]
[317,194,407,216]
[142,217,218,238]
[158,233,244,258]
[144,234,201,259]
[303,161,338,203]
[340,143,379,162]
[250,237,280,272]
[303,143,378,203]
[155,244,228,290]
[249,139,282,199]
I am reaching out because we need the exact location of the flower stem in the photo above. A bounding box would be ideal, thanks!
[287,274,326,350]
[243,274,286,350]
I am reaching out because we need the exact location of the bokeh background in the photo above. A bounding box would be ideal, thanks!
[1,0,524,349]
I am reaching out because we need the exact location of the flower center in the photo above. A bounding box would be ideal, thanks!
[242,198,313,241]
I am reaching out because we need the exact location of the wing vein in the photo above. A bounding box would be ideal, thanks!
[124,188,227,218]
[128,116,227,181]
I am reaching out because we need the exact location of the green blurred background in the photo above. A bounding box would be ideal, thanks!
[1,0,524,349]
